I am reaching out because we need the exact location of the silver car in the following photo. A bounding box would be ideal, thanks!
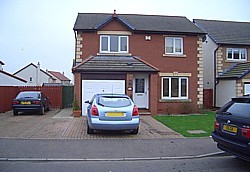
[85,94,140,134]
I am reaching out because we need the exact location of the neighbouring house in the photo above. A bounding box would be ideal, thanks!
[72,12,205,115]
[194,19,250,107]
[13,62,55,86]
[0,61,27,86]
[48,71,71,86]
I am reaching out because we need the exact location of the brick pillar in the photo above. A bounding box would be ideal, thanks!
[126,74,133,99]
[150,74,158,115]
[74,73,81,105]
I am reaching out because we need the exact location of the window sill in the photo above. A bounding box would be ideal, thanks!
[163,54,186,58]
[159,99,191,103]
[97,53,132,56]
[225,59,247,62]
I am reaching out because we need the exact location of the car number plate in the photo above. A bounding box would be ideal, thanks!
[223,124,237,133]
[106,112,124,117]
[20,101,31,105]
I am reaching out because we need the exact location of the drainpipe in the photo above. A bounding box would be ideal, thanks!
[213,46,219,108]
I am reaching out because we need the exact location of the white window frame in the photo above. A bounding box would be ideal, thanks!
[100,35,128,53]
[161,77,188,99]
[165,37,183,55]
[226,48,247,61]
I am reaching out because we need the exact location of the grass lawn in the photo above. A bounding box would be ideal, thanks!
[153,111,215,137]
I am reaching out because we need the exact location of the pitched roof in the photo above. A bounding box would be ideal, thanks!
[0,61,4,65]
[194,19,250,46]
[74,13,205,35]
[72,56,159,73]
[13,63,54,79]
[48,71,71,81]
[217,62,250,79]
[0,70,27,82]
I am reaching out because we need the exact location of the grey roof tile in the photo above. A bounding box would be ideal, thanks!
[74,13,205,34]
[217,62,250,79]
[194,19,250,45]
[73,56,159,72]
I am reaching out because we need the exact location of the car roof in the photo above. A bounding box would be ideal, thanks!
[95,93,129,97]
[19,91,41,94]
[232,95,250,102]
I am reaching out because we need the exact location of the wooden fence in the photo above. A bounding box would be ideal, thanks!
[0,86,73,113]
[0,86,19,113]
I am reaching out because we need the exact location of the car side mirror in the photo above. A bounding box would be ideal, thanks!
[85,100,90,104]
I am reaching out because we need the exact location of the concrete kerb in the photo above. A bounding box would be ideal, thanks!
[0,151,228,162]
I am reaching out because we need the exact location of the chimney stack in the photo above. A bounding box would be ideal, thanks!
[112,9,117,17]
[0,61,4,71]
[36,62,41,86]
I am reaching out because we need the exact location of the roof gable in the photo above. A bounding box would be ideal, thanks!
[13,63,54,78]
[194,19,250,46]
[74,13,205,35]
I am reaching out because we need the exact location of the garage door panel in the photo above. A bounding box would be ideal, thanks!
[244,84,250,95]
[82,80,125,115]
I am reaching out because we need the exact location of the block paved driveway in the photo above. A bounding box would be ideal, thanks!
[0,109,183,140]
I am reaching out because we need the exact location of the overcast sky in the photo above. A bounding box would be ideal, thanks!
[1,0,249,81]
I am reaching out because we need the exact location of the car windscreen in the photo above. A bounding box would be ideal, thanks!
[225,102,250,118]
[97,96,131,107]
[16,92,40,99]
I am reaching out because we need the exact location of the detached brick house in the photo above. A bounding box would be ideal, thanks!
[194,19,250,107]
[72,12,205,115]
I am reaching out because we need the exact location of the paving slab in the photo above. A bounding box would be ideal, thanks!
[0,109,183,140]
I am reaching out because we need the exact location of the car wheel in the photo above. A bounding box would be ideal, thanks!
[87,122,94,134]
[40,106,45,115]
[46,104,51,111]
[13,111,18,116]
[131,128,139,134]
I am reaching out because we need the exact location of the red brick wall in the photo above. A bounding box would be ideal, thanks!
[75,19,201,114]
[74,73,81,105]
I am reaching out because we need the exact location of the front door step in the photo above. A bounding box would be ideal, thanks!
[139,109,151,115]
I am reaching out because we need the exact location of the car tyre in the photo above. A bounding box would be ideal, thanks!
[46,104,51,111]
[131,127,139,134]
[13,111,18,116]
[87,122,94,134]
[40,106,45,115]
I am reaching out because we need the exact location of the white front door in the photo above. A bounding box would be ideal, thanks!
[133,75,149,109]
[82,80,125,115]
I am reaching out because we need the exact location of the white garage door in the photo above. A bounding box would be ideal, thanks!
[244,84,250,95]
[216,80,236,107]
[82,80,125,115]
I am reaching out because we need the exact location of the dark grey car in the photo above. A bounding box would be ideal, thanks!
[12,91,50,115]
[212,95,250,161]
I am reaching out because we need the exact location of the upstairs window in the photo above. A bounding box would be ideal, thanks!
[226,48,247,61]
[100,35,128,53]
[165,37,183,55]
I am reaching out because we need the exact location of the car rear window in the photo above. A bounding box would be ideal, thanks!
[224,102,250,118]
[97,96,131,107]
[16,92,40,99]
